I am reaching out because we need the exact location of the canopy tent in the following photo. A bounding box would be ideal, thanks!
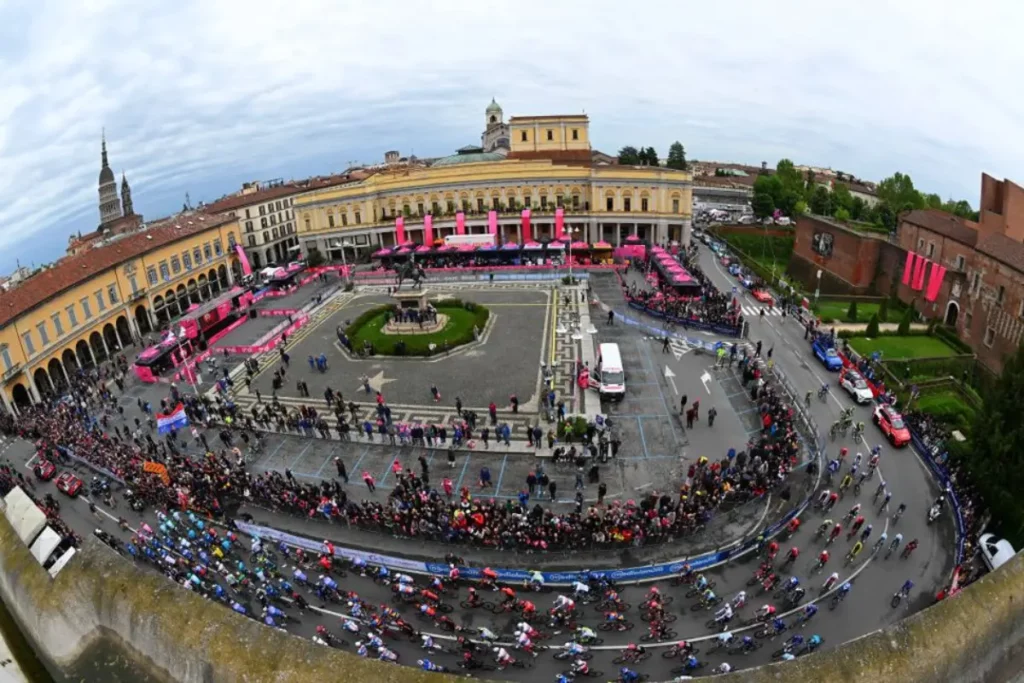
[593,241,613,249]
[523,242,543,249]
[502,243,520,250]
[547,241,564,249]
[457,243,477,252]
[415,245,432,253]
[372,249,392,257]
[570,241,589,249]
[625,234,641,242]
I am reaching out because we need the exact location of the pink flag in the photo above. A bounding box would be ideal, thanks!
[902,251,915,285]
[488,211,498,236]
[914,257,929,291]
[396,217,406,245]
[910,255,924,290]
[925,264,947,302]
[424,214,433,246]
[234,244,253,276]
[521,209,532,243]
[555,208,565,240]
[456,212,466,235]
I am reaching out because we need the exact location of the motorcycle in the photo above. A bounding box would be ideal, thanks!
[927,504,941,524]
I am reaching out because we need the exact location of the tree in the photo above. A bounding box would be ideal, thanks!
[805,169,816,190]
[832,183,854,213]
[305,247,325,267]
[793,200,808,215]
[751,192,776,219]
[876,172,925,211]
[878,297,889,322]
[897,306,912,335]
[644,147,659,166]
[875,202,897,230]
[850,196,867,221]
[810,186,834,215]
[666,142,688,170]
[618,146,640,165]
[846,301,859,323]
[834,207,851,222]
[865,313,880,337]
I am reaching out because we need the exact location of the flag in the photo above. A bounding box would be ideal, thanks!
[156,403,189,435]
[142,461,170,485]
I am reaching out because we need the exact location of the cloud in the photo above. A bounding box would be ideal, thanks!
[1,0,1022,270]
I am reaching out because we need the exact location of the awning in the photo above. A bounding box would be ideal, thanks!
[502,243,520,250]
[373,249,392,257]
[547,241,564,249]
[523,242,543,249]
[593,241,612,249]
[570,241,589,249]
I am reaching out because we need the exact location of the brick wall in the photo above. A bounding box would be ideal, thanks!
[789,215,884,294]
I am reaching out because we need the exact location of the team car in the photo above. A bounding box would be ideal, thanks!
[55,472,84,498]
[838,369,874,404]
[811,338,844,371]
[752,289,774,305]
[872,404,911,447]
[728,263,742,276]
[33,460,57,481]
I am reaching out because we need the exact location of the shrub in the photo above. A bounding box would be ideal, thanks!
[343,281,354,292]
[865,313,880,338]
[846,301,858,322]
[897,307,912,335]
[878,297,889,322]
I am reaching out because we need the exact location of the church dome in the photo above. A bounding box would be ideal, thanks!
[432,146,505,167]
[486,98,502,113]
[99,165,115,185]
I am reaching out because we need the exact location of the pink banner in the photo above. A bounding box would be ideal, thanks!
[488,211,498,235]
[902,251,915,285]
[555,208,565,240]
[234,244,253,276]
[456,212,465,236]
[424,214,434,246]
[396,217,406,245]
[925,264,947,302]
[259,308,300,317]
[521,209,532,243]
[914,257,929,291]
[910,255,923,290]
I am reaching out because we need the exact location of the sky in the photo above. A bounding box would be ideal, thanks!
[0,0,1022,271]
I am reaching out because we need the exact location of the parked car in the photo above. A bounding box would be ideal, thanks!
[979,534,1016,572]
[872,404,911,447]
[838,368,874,404]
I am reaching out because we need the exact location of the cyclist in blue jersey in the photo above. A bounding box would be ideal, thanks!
[620,666,640,682]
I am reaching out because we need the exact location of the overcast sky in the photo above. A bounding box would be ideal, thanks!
[0,0,1021,271]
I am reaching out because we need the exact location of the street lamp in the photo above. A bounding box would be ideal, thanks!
[814,269,822,306]
[567,226,581,281]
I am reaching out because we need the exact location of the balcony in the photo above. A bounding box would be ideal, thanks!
[2,363,22,382]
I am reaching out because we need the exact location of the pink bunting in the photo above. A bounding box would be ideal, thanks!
[396,217,406,245]
[424,214,433,245]
[902,251,915,285]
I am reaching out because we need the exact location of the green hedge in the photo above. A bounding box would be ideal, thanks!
[345,301,490,356]
[932,325,972,354]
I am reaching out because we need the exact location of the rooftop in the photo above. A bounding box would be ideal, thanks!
[431,148,506,167]
[0,214,236,328]
[508,114,589,122]
[976,231,1024,274]
[902,209,979,247]
[201,172,370,215]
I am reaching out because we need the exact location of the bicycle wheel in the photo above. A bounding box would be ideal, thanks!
[829,595,841,611]
[661,647,681,659]
[853,483,861,496]
[437,603,454,614]
[754,627,773,639]
[890,593,902,608]
[612,655,631,665]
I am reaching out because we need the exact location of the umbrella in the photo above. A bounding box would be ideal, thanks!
[524,242,543,249]
[547,241,564,249]
[396,247,411,254]
[625,235,641,242]
[570,241,589,249]
[372,249,392,256]
[502,243,520,250]
[593,241,612,249]
[457,243,476,251]
[415,245,432,253]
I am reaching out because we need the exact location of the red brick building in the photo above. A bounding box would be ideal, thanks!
[789,214,888,295]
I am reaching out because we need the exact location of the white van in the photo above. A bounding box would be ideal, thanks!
[596,343,626,400]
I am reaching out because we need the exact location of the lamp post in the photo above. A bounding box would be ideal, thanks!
[814,269,822,307]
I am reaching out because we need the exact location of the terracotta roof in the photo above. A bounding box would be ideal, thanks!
[901,209,978,247]
[201,173,369,215]
[0,214,235,328]
[976,232,1024,273]
[508,115,589,122]
[506,150,593,164]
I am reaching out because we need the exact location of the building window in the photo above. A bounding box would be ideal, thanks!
[107,284,119,304]
[270,214,277,226]
[965,311,973,333]
[36,322,49,346]
[66,305,78,327]
[355,212,361,224]
[927,241,935,258]
[259,205,266,216]
[159,262,170,281]
[546,129,553,141]
[917,238,924,251]
[997,285,1006,304]
[0,346,11,372]
[261,217,268,228]
[129,275,138,294]
[51,313,63,337]
[80,298,93,319]
[971,272,981,294]
[245,221,253,232]
[431,202,440,215]
[276,201,282,211]
[341,213,348,226]
[572,129,579,140]
[491,197,499,210]
[263,231,269,243]
[540,195,548,209]
[447,201,455,213]
[245,208,251,219]
[183,252,192,270]
[147,267,157,286]
[95,290,105,312]
[954,254,965,271]
[170,256,181,274]
[641,198,649,212]
[624,197,632,212]
[203,244,212,261]
[672,198,680,213]
[521,131,527,142]
[223,235,232,251]
[248,235,256,247]
[523,196,531,208]
[304,218,311,231]
[21,332,34,356]
[272,228,278,240]
[328,214,335,228]
[984,326,995,347]
[474,198,483,212]
[606,196,614,211]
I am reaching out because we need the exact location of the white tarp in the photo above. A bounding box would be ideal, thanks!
[3,487,46,545]
[29,526,62,565]
[47,548,76,578]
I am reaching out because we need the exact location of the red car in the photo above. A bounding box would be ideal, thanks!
[55,472,83,498]
[752,289,774,306]
[873,404,911,447]
[33,460,57,481]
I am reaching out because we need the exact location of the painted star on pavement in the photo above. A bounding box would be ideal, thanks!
[358,370,397,393]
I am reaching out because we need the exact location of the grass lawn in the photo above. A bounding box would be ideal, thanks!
[346,304,489,355]
[813,299,906,323]
[846,334,959,360]
[911,388,976,433]
[720,233,793,280]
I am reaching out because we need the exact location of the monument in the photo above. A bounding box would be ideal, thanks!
[384,289,446,334]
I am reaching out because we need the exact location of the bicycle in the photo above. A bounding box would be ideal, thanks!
[661,643,700,659]
[640,628,677,642]
[829,591,848,610]
[685,582,715,598]
[598,621,634,632]
[891,586,912,608]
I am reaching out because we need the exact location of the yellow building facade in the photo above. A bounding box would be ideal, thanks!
[0,215,242,410]
[293,114,692,261]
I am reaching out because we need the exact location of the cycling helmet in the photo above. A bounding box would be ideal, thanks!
[621,667,630,675]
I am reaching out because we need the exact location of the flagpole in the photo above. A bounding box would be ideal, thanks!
[176,326,201,397]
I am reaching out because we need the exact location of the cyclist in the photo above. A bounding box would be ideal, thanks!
[839,472,853,493]
[807,634,823,651]
[644,585,663,605]
[528,570,545,591]
[561,640,588,658]
[845,503,862,522]
[849,515,866,538]
[499,585,517,607]
[396,572,414,585]
[837,582,852,599]
[902,538,919,558]
[478,626,499,642]
[572,580,591,600]
[700,587,718,606]
[572,657,590,676]
[852,451,863,470]
[620,642,647,662]
[898,579,914,598]
[816,489,832,508]
[604,610,627,627]
[817,518,834,538]
[681,655,702,672]
[694,572,711,591]
[516,622,540,641]
[872,531,888,554]
[847,541,864,561]
[464,586,483,607]
[805,390,813,408]
[888,533,904,555]
[494,647,515,670]
[824,490,839,512]
[515,629,536,655]
[575,626,598,644]
[713,662,733,674]
[784,546,800,565]
[620,666,641,682]
[754,603,776,621]
[782,576,800,594]
[828,522,843,546]
[421,634,443,652]
[553,594,576,614]
[816,549,830,570]
[418,659,447,673]
[714,602,734,624]
[894,503,907,522]
[715,631,735,649]
[798,603,818,624]
[765,542,779,562]
[822,572,840,592]
[730,590,747,609]
[860,524,874,543]
[818,383,828,399]
[676,563,694,583]
[880,490,892,510]
[769,616,787,636]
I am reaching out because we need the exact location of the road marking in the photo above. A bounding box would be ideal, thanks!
[663,365,679,395]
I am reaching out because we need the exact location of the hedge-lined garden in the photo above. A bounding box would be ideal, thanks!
[345,299,490,356]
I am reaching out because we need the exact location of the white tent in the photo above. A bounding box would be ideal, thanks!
[47,548,77,578]
[3,487,46,545]
[29,526,62,565]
